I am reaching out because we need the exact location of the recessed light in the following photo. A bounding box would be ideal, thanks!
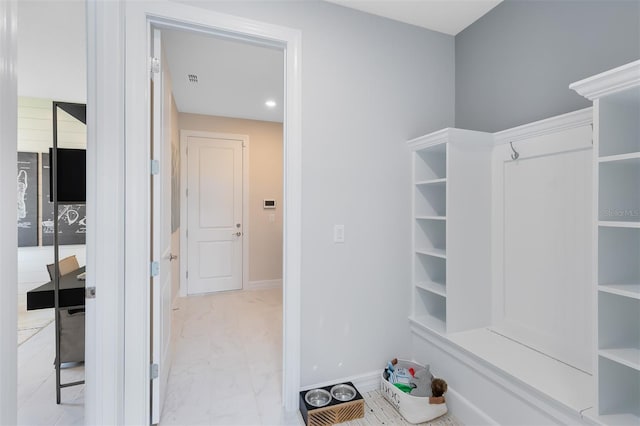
[265,99,277,108]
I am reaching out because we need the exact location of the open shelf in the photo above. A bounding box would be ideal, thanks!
[415,218,446,253]
[599,151,640,164]
[599,283,640,300]
[413,284,447,334]
[598,292,640,367]
[415,177,446,186]
[416,248,446,259]
[415,184,446,217]
[415,215,446,221]
[415,253,445,287]
[599,89,640,158]
[598,161,640,223]
[599,348,640,372]
[414,143,446,182]
[599,221,640,228]
[597,357,640,422]
[598,227,640,287]
[416,280,446,298]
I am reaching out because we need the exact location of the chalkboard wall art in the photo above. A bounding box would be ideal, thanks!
[41,153,86,245]
[17,152,39,247]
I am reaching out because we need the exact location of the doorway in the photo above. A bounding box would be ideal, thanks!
[100,3,303,424]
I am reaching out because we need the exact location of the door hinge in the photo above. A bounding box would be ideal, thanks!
[186,270,188,279]
[86,287,96,299]
[151,261,160,277]
[149,57,160,74]
[150,363,159,380]
[186,188,188,197]
[150,159,160,175]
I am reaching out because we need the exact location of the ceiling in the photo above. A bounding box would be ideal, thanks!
[17,0,501,121]
[163,30,284,123]
[325,0,503,35]
[17,0,87,102]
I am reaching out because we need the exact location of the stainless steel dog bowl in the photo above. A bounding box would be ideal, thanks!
[305,389,331,408]
[330,384,356,402]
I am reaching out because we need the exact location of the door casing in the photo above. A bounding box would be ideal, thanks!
[86,2,302,424]
[180,131,250,296]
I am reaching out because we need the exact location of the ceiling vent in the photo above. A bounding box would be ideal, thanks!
[188,74,198,83]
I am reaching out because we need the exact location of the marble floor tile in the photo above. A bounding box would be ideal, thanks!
[161,287,289,426]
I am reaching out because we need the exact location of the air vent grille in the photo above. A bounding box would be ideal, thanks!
[188,74,198,83]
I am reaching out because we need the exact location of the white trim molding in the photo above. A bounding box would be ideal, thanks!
[570,60,640,100]
[407,127,493,151]
[101,2,304,423]
[0,1,18,423]
[302,370,381,394]
[246,279,283,291]
[493,107,593,145]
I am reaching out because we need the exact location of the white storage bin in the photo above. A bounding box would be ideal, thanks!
[380,360,447,424]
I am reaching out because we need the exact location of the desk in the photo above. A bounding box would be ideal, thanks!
[26,266,86,310]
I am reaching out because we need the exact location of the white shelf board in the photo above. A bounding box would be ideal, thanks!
[599,348,640,372]
[415,215,446,221]
[599,151,640,164]
[416,281,446,298]
[599,221,640,229]
[408,314,446,335]
[415,178,446,186]
[416,248,447,259]
[598,283,640,300]
[582,407,640,426]
[447,328,594,413]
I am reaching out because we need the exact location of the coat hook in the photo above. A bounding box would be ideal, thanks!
[510,142,520,160]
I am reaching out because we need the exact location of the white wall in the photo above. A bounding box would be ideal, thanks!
[176,0,455,386]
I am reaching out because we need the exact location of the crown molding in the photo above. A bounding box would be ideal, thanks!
[570,60,640,100]
[493,107,592,146]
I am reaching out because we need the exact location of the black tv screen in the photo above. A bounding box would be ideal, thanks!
[49,148,86,203]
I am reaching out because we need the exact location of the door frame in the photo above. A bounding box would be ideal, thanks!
[0,0,18,423]
[87,1,302,424]
[179,131,250,296]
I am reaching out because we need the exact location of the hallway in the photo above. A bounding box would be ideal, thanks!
[160,287,297,425]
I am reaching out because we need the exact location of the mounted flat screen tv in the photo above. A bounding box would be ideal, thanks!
[49,148,86,203]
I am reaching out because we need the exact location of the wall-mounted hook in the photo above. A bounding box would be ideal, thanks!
[510,142,520,160]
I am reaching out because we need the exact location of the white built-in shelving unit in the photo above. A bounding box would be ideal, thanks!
[571,60,640,425]
[408,128,493,335]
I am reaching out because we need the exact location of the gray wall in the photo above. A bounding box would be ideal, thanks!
[456,0,640,133]
[176,0,455,387]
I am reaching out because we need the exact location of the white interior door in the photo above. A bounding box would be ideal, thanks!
[187,136,243,295]
[151,28,173,425]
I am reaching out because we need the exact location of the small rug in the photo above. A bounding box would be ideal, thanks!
[341,390,462,426]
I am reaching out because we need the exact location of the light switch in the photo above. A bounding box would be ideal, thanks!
[334,225,345,243]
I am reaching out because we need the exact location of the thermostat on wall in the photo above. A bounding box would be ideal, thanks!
[263,199,276,209]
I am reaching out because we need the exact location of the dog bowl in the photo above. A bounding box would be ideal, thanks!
[330,384,356,402]
[305,389,331,408]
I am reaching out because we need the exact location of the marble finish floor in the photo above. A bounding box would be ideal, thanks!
[17,321,85,426]
[160,287,300,425]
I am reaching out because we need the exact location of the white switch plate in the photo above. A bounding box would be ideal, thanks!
[334,225,345,243]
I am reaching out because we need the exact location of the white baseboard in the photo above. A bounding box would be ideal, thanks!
[245,279,282,291]
[301,370,495,425]
[302,370,380,394]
